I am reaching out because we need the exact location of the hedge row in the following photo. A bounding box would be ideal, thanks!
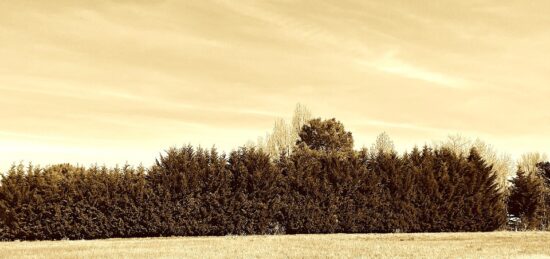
[0,145,505,240]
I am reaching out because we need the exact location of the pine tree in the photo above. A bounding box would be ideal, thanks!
[370,149,414,232]
[464,148,506,231]
[508,169,545,230]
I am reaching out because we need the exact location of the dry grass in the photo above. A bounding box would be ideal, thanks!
[1,232,549,259]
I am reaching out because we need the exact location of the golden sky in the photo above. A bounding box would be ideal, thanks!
[1,1,550,170]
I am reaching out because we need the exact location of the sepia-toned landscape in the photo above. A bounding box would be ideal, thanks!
[2,1,550,258]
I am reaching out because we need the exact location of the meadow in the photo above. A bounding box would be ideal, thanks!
[1,232,549,259]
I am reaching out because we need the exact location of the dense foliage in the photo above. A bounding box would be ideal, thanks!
[507,162,550,230]
[296,118,353,152]
[0,118,541,240]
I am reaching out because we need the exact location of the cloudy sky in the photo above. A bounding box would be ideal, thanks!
[1,1,549,170]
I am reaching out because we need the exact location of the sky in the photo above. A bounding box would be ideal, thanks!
[1,1,550,171]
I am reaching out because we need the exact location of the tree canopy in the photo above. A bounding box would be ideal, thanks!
[296,118,353,152]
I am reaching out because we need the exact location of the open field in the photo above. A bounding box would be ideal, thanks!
[1,232,549,259]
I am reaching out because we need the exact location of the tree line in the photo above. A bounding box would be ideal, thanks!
[0,117,548,240]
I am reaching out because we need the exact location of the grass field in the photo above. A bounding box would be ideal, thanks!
[1,232,549,258]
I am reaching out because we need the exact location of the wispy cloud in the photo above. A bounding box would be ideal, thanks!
[359,50,470,88]
[1,0,550,169]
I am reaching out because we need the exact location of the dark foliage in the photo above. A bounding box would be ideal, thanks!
[0,163,153,240]
[539,162,550,185]
[538,162,550,229]
[296,118,353,152]
[0,119,510,240]
[506,162,550,230]
[370,146,506,232]
[279,146,381,234]
[508,170,545,230]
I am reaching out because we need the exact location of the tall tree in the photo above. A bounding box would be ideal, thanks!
[508,169,545,230]
[265,118,292,157]
[518,152,548,176]
[290,103,312,143]
[464,148,507,231]
[437,134,512,193]
[296,118,353,152]
[257,103,312,158]
[371,147,415,232]
[227,147,285,234]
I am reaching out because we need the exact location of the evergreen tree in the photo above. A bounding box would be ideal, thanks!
[281,146,332,233]
[464,148,506,231]
[370,148,415,232]
[227,147,285,235]
[508,169,545,230]
[538,162,550,184]
[536,162,550,229]
[0,117,519,240]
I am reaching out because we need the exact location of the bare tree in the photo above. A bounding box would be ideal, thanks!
[255,103,312,158]
[371,132,395,155]
[438,134,472,155]
[290,103,312,144]
[518,152,548,176]
[265,118,292,157]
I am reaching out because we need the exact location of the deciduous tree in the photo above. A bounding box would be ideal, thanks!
[297,118,353,152]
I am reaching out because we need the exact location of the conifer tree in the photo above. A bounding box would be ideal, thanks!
[227,147,284,235]
[508,169,545,230]
[536,162,550,229]
[538,162,550,184]
[464,148,506,231]
[0,117,521,240]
